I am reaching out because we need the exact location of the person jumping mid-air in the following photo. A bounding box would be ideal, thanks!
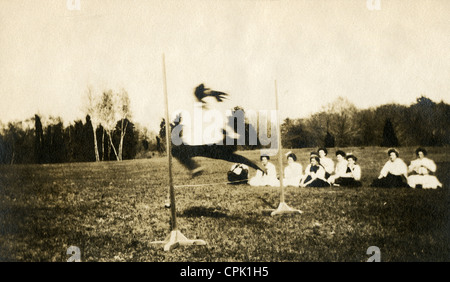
[165,84,264,207]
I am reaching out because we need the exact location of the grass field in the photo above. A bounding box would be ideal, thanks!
[0,146,449,262]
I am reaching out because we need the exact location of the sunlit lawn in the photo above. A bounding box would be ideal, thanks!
[0,147,449,262]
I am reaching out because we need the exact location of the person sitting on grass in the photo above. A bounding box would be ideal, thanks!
[318,147,334,180]
[371,148,408,188]
[328,150,348,185]
[407,147,442,189]
[283,152,303,187]
[300,156,330,187]
[332,154,362,187]
[249,154,280,187]
[227,163,249,185]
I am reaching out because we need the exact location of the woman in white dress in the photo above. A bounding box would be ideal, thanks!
[283,152,303,187]
[407,148,442,189]
[328,150,348,185]
[318,147,334,180]
[249,154,280,187]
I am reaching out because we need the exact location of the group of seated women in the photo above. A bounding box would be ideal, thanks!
[298,148,362,188]
[371,147,442,189]
[246,147,361,188]
[239,147,442,189]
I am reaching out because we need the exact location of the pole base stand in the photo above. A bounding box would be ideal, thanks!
[270,202,303,216]
[151,229,207,251]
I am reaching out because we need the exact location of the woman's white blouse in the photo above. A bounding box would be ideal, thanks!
[320,157,335,174]
[334,160,349,177]
[408,157,437,174]
[380,158,408,177]
[344,165,361,181]
[304,164,326,180]
[284,162,303,179]
[265,162,278,178]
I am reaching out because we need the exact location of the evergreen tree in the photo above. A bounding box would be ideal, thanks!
[50,121,66,163]
[324,131,335,148]
[0,135,7,164]
[84,115,96,162]
[381,118,399,147]
[34,114,44,163]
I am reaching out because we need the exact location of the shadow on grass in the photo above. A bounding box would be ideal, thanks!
[179,206,230,218]
[257,196,277,210]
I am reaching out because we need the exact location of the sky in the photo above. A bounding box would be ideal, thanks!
[1,0,449,132]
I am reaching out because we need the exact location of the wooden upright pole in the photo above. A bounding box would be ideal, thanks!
[270,80,303,216]
[274,80,286,203]
[162,54,177,231]
[151,54,206,251]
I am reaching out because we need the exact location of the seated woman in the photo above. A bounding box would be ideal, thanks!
[328,150,348,184]
[283,152,303,187]
[249,154,280,187]
[333,154,362,187]
[227,163,249,185]
[300,156,330,187]
[318,147,334,179]
[407,148,442,189]
[371,148,408,188]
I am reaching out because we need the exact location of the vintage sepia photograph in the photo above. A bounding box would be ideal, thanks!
[0,0,449,266]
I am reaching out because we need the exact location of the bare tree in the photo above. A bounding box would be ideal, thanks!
[321,96,359,147]
[98,90,119,160]
[96,88,132,161]
[116,89,131,161]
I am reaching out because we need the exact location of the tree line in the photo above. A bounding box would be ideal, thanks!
[0,114,157,165]
[158,96,449,152]
[0,93,448,165]
[0,87,156,165]
[281,96,450,149]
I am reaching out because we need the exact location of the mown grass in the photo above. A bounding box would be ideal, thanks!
[0,147,449,262]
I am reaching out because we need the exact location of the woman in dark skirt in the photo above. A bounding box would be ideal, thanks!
[300,156,330,187]
[227,163,249,185]
[371,148,408,188]
[334,154,362,187]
